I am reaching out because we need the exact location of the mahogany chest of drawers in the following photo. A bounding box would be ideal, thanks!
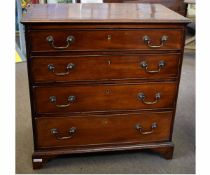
[21,3,190,169]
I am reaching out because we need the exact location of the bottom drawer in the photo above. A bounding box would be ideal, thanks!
[35,111,173,148]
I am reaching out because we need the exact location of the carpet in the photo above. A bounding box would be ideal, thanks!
[16,52,195,174]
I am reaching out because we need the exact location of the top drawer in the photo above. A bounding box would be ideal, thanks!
[29,29,184,52]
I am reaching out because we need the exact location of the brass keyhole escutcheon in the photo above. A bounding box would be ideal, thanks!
[107,35,112,40]
[105,89,111,94]
[102,120,108,125]
[108,60,111,65]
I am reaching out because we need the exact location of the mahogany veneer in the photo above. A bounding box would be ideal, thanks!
[21,3,190,169]
[103,0,187,16]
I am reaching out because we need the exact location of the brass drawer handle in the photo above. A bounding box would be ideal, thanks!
[51,127,77,140]
[137,92,160,105]
[140,60,165,73]
[135,122,157,135]
[143,35,168,48]
[48,63,75,76]
[49,95,76,108]
[46,35,75,49]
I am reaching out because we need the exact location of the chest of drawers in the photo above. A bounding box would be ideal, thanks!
[21,3,190,169]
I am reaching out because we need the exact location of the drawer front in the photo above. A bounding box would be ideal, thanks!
[34,83,177,114]
[29,29,183,52]
[31,54,180,83]
[35,111,172,148]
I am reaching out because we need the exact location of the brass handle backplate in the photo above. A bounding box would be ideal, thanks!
[46,35,75,49]
[48,63,75,76]
[140,60,165,73]
[143,35,168,48]
[137,92,160,105]
[49,95,76,108]
[135,122,157,135]
[51,127,77,140]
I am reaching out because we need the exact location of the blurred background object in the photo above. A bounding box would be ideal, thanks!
[184,0,195,51]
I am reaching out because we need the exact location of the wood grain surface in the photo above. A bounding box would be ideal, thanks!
[31,54,181,83]
[21,3,190,23]
[35,111,172,148]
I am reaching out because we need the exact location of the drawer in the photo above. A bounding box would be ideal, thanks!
[34,82,177,114]
[29,29,183,52]
[35,111,172,148]
[31,54,180,83]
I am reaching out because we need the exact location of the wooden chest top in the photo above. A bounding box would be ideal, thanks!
[21,3,190,24]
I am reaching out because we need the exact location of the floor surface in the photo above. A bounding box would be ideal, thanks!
[16,52,195,174]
